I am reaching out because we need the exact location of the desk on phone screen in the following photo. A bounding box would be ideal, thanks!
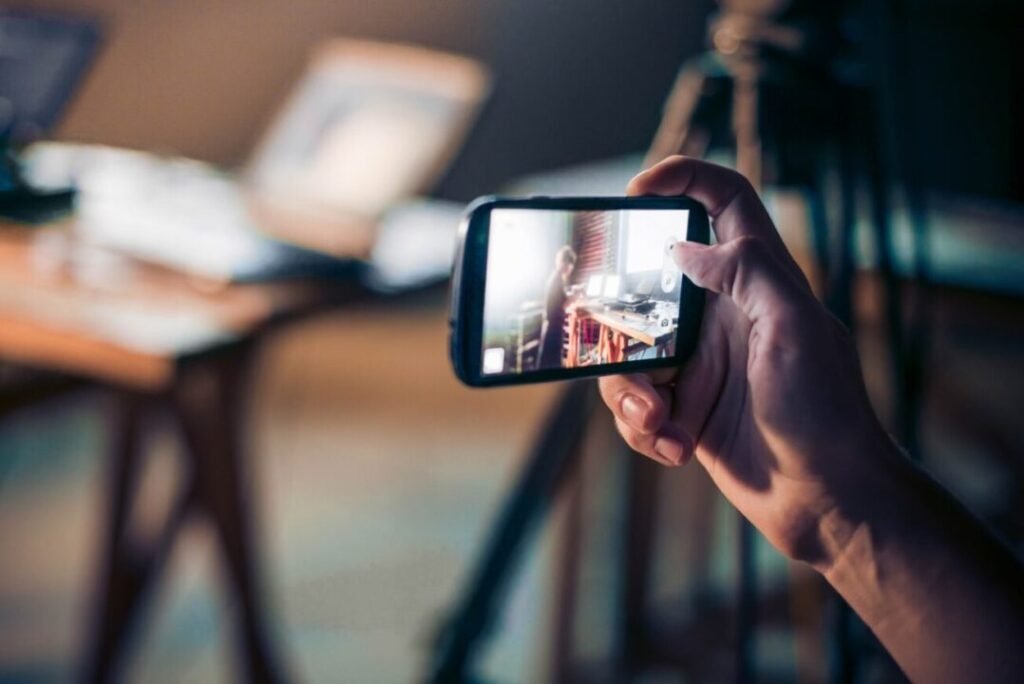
[566,299,676,367]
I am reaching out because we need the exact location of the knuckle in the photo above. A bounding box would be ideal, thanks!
[597,377,619,406]
[730,236,778,288]
[681,247,715,283]
[729,235,769,262]
[720,165,757,197]
[713,164,759,208]
[718,236,769,294]
[629,155,689,195]
[625,176,647,196]
[599,378,636,419]
[756,322,797,361]
[734,172,758,198]
[615,418,652,454]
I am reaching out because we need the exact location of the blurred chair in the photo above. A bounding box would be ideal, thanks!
[514,307,544,373]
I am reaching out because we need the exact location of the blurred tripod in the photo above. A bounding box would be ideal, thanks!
[646,0,932,680]
[427,2,931,682]
[650,0,931,452]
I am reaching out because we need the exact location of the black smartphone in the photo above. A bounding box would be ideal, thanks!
[449,196,710,387]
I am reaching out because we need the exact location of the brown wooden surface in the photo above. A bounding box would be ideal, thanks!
[0,222,342,390]
[575,302,673,348]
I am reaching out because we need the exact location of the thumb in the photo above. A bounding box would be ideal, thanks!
[671,237,814,325]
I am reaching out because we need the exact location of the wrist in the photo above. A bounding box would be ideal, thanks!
[809,427,911,577]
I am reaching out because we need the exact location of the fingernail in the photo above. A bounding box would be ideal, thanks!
[654,437,684,466]
[620,394,648,427]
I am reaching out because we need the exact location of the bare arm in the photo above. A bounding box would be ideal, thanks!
[819,438,1024,682]
[599,156,1024,682]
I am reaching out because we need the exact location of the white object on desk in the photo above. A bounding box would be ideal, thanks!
[25,143,458,287]
[367,198,463,290]
[602,274,620,298]
[26,144,293,283]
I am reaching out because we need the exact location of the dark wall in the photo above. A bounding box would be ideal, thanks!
[897,0,1024,201]
[27,0,1024,203]
[438,0,715,198]
[445,0,1024,202]
[34,0,714,200]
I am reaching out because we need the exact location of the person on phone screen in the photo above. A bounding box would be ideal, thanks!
[539,245,577,369]
[599,155,1024,683]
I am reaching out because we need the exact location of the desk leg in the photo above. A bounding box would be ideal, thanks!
[173,347,285,684]
[84,392,193,683]
[84,346,285,683]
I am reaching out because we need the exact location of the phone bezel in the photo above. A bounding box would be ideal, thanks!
[449,195,710,387]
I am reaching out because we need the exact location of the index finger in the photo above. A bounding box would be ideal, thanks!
[627,156,807,285]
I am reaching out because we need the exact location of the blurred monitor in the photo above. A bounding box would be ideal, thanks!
[0,9,101,144]
[245,39,490,257]
[602,274,621,299]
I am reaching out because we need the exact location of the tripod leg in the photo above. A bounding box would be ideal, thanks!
[645,60,715,167]
[548,448,585,683]
[828,131,859,329]
[863,0,932,459]
[727,68,766,684]
[892,8,932,460]
[735,516,758,684]
[614,451,660,680]
[805,172,833,295]
[901,185,931,459]
[731,71,762,191]
[830,591,858,684]
[428,381,596,683]
[863,96,909,441]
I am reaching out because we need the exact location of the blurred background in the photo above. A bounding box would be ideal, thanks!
[1,0,1022,682]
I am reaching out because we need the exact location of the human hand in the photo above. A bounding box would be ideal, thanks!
[598,156,892,567]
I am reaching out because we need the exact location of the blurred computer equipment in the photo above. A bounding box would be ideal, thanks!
[18,39,488,287]
[0,8,101,222]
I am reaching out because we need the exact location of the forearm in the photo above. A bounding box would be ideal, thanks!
[817,437,1024,683]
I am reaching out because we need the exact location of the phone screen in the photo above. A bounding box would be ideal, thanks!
[479,207,690,377]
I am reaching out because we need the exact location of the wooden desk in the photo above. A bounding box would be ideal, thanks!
[567,300,675,366]
[0,226,342,387]
[0,222,358,682]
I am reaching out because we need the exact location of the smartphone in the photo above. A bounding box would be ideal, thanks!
[449,196,710,387]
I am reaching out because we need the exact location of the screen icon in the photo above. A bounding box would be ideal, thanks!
[482,347,505,374]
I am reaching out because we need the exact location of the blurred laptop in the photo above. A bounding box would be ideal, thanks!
[24,39,490,287]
